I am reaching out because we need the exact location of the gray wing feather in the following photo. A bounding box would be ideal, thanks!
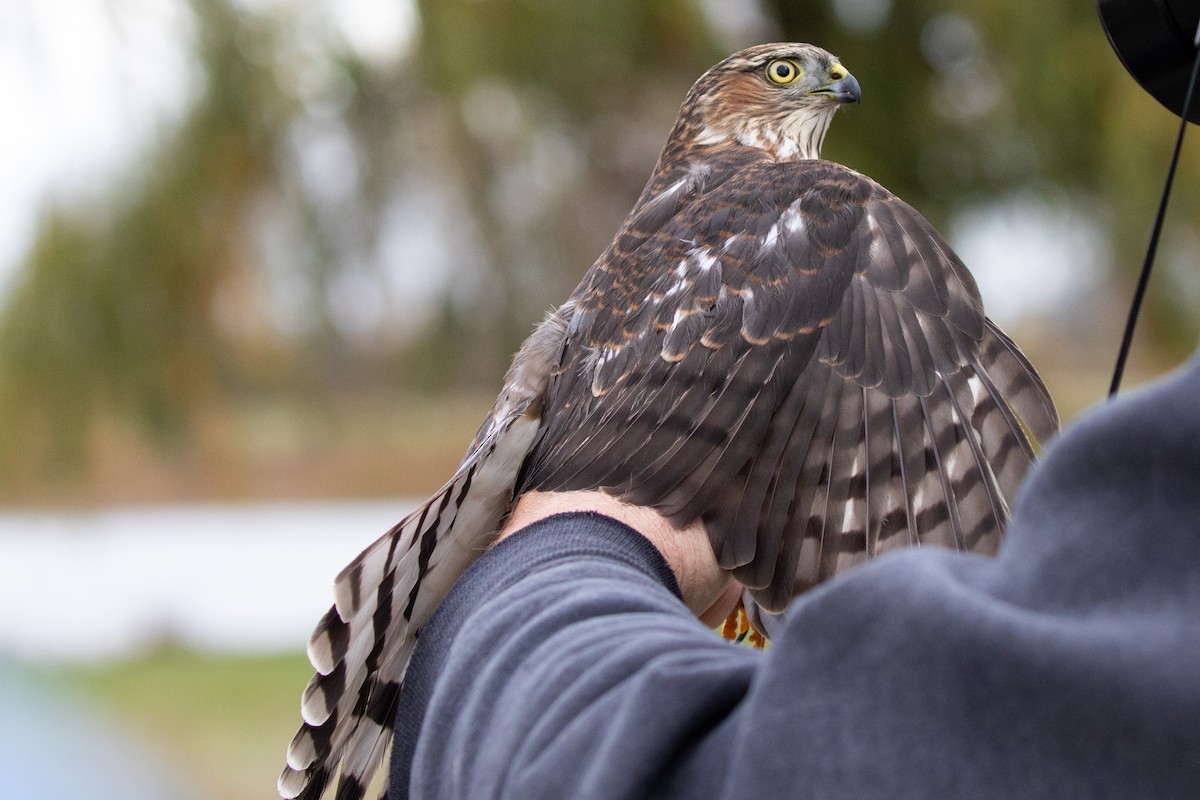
[520,157,1058,616]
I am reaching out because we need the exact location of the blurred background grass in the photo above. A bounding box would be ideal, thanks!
[3,0,1198,797]
[48,649,313,800]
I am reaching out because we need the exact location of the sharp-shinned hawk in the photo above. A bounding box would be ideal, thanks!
[280,42,1059,800]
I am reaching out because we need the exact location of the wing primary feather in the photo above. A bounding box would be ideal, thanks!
[735,358,834,589]
[648,350,789,523]
[889,397,919,551]
[856,279,887,389]
[757,366,845,609]
[821,384,867,579]
[861,387,874,557]
[618,348,786,516]
[812,401,845,586]
[980,320,1060,442]
[918,392,965,550]
[714,353,823,576]
[970,363,1043,502]
[528,349,701,494]
[942,371,1009,549]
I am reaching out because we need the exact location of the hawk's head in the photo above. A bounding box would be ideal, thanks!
[679,43,860,161]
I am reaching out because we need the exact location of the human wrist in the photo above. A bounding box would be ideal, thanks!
[499,490,732,618]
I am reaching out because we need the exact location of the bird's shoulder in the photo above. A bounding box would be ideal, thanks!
[626,155,886,241]
[588,155,902,301]
[568,154,917,347]
[558,149,985,401]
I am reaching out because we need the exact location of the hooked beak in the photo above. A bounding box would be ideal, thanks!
[811,69,861,105]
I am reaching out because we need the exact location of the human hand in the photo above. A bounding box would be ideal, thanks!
[499,490,741,626]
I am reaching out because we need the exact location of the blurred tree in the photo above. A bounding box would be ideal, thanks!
[401,0,721,383]
[3,0,1199,494]
[0,0,294,476]
[0,0,727,486]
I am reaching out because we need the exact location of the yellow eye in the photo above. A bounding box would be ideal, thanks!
[765,59,803,85]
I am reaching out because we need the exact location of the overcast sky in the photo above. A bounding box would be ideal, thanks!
[0,0,415,290]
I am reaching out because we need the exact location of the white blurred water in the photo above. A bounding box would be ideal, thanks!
[0,500,418,662]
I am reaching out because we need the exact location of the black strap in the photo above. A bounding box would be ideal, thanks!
[1109,19,1200,398]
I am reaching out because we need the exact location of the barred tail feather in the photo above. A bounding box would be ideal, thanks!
[279,483,454,800]
[280,412,542,800]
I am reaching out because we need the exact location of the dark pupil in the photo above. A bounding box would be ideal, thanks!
[774,64,792,80]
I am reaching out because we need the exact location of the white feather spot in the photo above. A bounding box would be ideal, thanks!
[967,372,989,406]
[841,500,861,532]
[595,344,623,369]
[663,177,688,198]
[662,261,690,299]
[864,212,883,259]
[689,246,718,272]
[761,222,782,253]
[782,202,807,236]
[943,449,959,479]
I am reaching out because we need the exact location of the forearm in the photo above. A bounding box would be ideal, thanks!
[390,512,756,800]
